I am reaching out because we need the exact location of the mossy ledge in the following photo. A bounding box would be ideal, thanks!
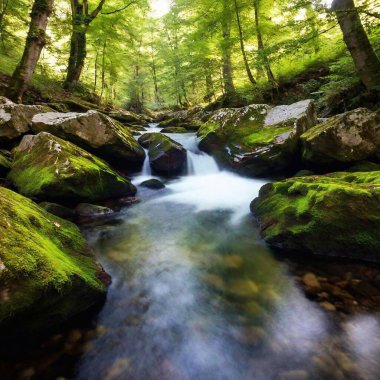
[0,187,109,342]
[8,132,136,203]
[251,171,380,262]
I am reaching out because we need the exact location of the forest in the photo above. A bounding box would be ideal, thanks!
[1,0,380,379]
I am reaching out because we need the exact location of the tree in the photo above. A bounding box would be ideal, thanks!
[64,0,106,89]
[332,0,380,90]
[6,0,54,103]
[221,0,236,97]
[234,0,256,85]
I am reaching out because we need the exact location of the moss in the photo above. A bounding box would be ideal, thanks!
[251,171,380,261]
[0,187,107,324]
[0,150,12,176]
[8,133,135,202]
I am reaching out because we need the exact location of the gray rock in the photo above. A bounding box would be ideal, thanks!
[75,203,114,217]
[140,179,166,189]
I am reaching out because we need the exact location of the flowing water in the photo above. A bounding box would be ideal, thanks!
[56,125,380,379]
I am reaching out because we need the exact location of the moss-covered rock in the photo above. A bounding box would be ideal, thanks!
[251,171,380,261]
[0,187,109,341]
[107,109,142,124]
[8,132,136,203]
[138,132,186,175]
[161,127,190,133]
[301,108,380,167]
[0,97,52,144]
[31,111,145,169]
[39,202,76,220]
[0,150,12,177]
[198,100,317,177]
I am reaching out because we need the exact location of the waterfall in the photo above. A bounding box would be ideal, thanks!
[187,151,219,175]
[142,149,151,175]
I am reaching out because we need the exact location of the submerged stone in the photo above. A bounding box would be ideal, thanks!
[8,132,136,203]
[198,100,317,177]
[32,110,145,168]
[140,179,166,189]
[251,171,380,261]
[0,187,109,341]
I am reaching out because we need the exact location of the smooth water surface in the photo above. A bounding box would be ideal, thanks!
[75,126,380,380]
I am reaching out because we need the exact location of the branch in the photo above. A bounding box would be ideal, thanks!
[90,0,106,20]
[83,0,89,16]
[101,0,138,15]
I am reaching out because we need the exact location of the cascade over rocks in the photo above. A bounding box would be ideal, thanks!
[0,187,109,342]
[8,132,136,203]
[0,97,52,144]
[31,110,145,168]
[138,132,186,175]
[198,100,317,177]
[251,171,380,262]
[301,108,380,168]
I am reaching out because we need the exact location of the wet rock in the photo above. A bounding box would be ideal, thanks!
[0,187,109,342]
[39,202,76,220]
[107,108,142,123]
[32,111,145,168]
[75,203,114,218]
[320,301,336,311]
[303,273,321,289]
[301,108,380,168]
[161,126,190,133]
[140,179,165,189]
[293,169,314,177]
[0,97,52,143]
[8,132,136,203]
[138,133,186,175]
[251,171,380,261]
[198,100,317,177]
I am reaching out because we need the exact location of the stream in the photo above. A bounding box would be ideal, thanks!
[72,125,380,380]
[3,125,380,379]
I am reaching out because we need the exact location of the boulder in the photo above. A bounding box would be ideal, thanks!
[0,187,109,341]
[161,127,190,134]
[75,203,114,217]
[251,171,380,261]
[32,111,145,168]
[107,109,142,124]
[0,150,12,177]
[140,179,166,189]
[8,132,136,203]
[0,97,52,144]
[301,108,380,168]
[198,100,317,177]
[138,133,186,175]
[39,202,76,220]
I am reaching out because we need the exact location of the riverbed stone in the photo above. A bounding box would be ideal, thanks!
[161,127,190,133]
[138,133,186,175]
[0,187,109,341]
[75,203,114,217]
[39,202,76,220]
[301,108,380,168]
[251,171,380,261]
[0,97,52,144]
[8,132,136,203]
[32,111,145,168]
[140,179,166,189]
[198,100,317,177]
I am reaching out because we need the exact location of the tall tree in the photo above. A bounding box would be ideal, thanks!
[221,0,236,96]
[253,0,276,87]
[64,0,106,89]
[332,0,380,90]
[6,0,54,103]
[234,0,256,85]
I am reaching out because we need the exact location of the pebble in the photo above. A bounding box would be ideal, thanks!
[278,369,308,380]
[303,272,320,289]
[67,329,83,343]
[320,301,336,311]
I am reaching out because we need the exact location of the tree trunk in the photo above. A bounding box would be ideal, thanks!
[234,0,256,85]
[221,0,236,96]
[332,0,380,90]
[253,0,277,88]
[100,40,107,101]
[6,0,54,103]
[64,0,106,89]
